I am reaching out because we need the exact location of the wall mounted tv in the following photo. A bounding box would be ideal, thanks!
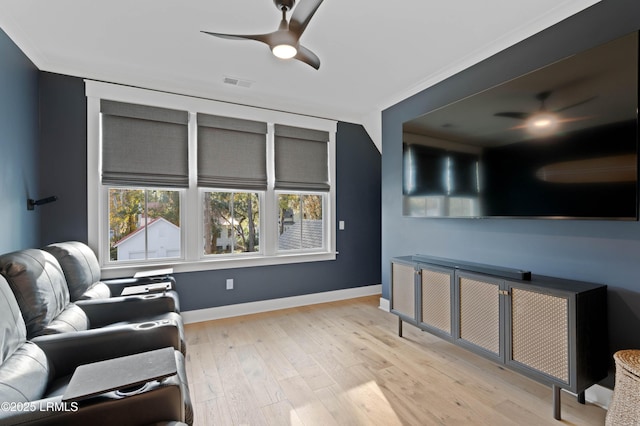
[402,31,639,220]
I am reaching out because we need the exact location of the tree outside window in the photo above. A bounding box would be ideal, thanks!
[203,191,260,255]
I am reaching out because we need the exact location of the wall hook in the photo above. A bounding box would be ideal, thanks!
[27,196,58,210]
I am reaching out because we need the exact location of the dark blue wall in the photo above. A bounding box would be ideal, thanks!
[36,75,382,310]
[0,28,40,253]
[38,72,88,245]
[382,0,640,384]
[177,121,381,310]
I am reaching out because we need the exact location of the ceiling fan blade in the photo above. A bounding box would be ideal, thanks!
[289,0,324,37]
[201,31,272,45]
[494,112,530,120]
[554,96,597,112]
[294,45,320,69]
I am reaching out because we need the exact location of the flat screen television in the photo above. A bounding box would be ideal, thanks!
[402,31,639,220]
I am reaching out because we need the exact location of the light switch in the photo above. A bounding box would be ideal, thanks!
[339,220,345,230]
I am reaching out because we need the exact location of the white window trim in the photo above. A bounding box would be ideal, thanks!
[86,80,337,279]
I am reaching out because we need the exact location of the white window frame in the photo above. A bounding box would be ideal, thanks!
[86,80,337,278]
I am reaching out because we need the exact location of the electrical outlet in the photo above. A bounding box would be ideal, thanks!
[226,278,234,290]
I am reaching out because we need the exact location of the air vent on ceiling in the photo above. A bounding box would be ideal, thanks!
[223,76,253,88]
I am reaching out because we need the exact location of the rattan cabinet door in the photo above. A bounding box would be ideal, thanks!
[391,262,416,320]
[456,272,503,359]
[420,266,453,337]
[509,287,570,384]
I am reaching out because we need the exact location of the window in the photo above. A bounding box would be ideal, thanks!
[273,125,329,252]
[277,193,324,251]
[109,188,182,261]
[203,190,260,255]
[198,114,265,256]
[86,81,336,275]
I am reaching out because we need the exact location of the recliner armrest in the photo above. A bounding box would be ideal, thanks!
[76,294,178,327]
[32,323,180,378]
[0,387,186,425]
[102,275,176,296]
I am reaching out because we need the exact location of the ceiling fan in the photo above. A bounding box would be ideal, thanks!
[202,0,324,69]
[494,90,596,135]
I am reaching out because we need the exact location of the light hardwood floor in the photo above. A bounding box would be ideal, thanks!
[184,295,606,425]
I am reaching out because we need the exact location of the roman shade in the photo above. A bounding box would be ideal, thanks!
[101,100,189,187]
[197,114,268,190]
[274,124,330,191]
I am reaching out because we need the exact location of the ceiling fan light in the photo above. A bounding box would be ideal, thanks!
[527,112,559,135]
[272,44,297,59]
[533,118,552,128]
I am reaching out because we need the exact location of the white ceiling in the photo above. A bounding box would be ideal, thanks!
[0,0,600,149]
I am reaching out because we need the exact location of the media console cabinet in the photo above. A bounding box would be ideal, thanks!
[390,255,608,420]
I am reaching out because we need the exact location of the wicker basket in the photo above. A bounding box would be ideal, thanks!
[606,350,640,426]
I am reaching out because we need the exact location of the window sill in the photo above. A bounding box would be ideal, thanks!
[100,251,337,279]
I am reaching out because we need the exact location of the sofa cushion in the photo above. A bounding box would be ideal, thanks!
[0,275,26,364]
[0,275,51,405]
[0,249,76,338]
[79,282,111,300]
[44,242,106,301]
[41,304,90,335]
[0,341,49,403]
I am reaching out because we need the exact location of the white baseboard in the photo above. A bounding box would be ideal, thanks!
[584,384,612,410]
[182,284,382,324]
[565,384,612,410]
[379,297,390,312]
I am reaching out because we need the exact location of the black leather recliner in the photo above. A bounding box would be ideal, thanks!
[0,274,193,425]
[0,249,185,355]
[43,241,179,312]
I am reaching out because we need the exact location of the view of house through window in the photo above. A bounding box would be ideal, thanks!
[109,188,181,261]
[277,194,324,251]
[203,191,260,255]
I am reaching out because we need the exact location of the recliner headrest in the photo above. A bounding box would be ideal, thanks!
[0,249,70,337]
[44,241,103,301]
[0,275,27,364]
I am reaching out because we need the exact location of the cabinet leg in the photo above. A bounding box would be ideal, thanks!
[552,385,561,420]
[577,391,585,404]
[398,317,403,337]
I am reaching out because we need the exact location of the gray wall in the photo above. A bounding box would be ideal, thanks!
[382,0,640,385]
[36,75,382,311]
[0,28,40,253]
